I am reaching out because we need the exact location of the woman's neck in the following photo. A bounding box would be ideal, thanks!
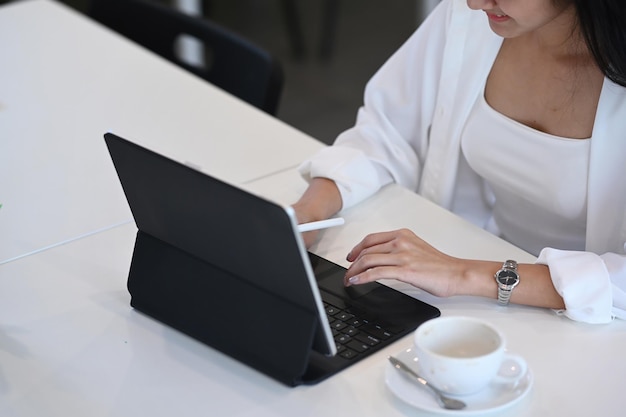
[515,4,587,61]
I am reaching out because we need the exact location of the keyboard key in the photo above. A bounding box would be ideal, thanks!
[355,333,380,346]
[336,312,355,321]
[331,321,348,331]
[345,318,364,327]
[346,340,369,353]
[339,349,358,359]
[361,323,392,340]
[325,305,340,316]
[344,326,359,337]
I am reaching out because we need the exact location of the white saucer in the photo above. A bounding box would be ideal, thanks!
[385,347,533,415]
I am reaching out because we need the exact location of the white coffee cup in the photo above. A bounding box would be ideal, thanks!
[413,316,527,396]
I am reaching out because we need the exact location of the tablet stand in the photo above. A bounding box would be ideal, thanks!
[127,231,321,386]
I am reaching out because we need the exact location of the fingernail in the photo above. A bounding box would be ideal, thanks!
[348,276,359,284]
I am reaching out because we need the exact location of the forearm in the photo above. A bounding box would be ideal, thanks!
[458,260,565,309]
[292,177,343,223]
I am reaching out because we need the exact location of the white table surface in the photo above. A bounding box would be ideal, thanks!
[2,168,625,417]
[0,0,324,264]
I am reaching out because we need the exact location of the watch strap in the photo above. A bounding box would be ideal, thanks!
[496,260,519,306]
[497,285,514,305]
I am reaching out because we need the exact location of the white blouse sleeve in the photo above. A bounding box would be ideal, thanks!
[536,248,626,323]
[298,0,454,209]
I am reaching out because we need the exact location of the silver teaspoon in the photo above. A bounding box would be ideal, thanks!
[388,356,466,410]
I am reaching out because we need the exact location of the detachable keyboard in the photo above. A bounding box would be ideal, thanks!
[324,301,400,360]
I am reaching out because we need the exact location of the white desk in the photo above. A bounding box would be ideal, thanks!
[0,0,324,264]
[2,168,625,417]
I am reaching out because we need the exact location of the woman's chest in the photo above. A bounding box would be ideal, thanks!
[484,41,604,140]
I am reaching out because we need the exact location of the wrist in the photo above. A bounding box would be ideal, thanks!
[292,177,342,223]
[455,260,500,299]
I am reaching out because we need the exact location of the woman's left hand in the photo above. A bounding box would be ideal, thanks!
[344,228,465,298]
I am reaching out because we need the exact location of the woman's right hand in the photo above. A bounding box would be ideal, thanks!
[291,177,343,248]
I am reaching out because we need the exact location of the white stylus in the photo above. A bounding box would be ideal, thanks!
[297,217,345,233]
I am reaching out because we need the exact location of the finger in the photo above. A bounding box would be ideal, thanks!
[349,246,401,273]
[344,252,401,283]
[346,230,400,261]
[345,265,404,286]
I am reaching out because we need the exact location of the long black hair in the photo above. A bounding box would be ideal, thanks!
[575,0,626,86]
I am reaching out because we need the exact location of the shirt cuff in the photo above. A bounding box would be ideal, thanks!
[536,248,614,324]
[298,146,392,210]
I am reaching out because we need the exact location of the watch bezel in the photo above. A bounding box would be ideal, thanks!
[496,269,520,289]
[495,260,520,305]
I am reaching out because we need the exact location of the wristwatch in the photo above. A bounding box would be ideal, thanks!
[495,260,520,306]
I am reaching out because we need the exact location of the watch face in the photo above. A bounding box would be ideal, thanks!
[497,270,518,285]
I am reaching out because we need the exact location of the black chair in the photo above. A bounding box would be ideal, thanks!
[88,0,284,115]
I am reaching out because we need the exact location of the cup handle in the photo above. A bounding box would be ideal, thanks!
[492,353,528,387]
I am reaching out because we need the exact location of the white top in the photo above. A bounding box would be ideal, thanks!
[460,92,591,256]
[299,0,626,323]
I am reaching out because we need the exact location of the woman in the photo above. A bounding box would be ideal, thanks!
[292,0,626,323]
